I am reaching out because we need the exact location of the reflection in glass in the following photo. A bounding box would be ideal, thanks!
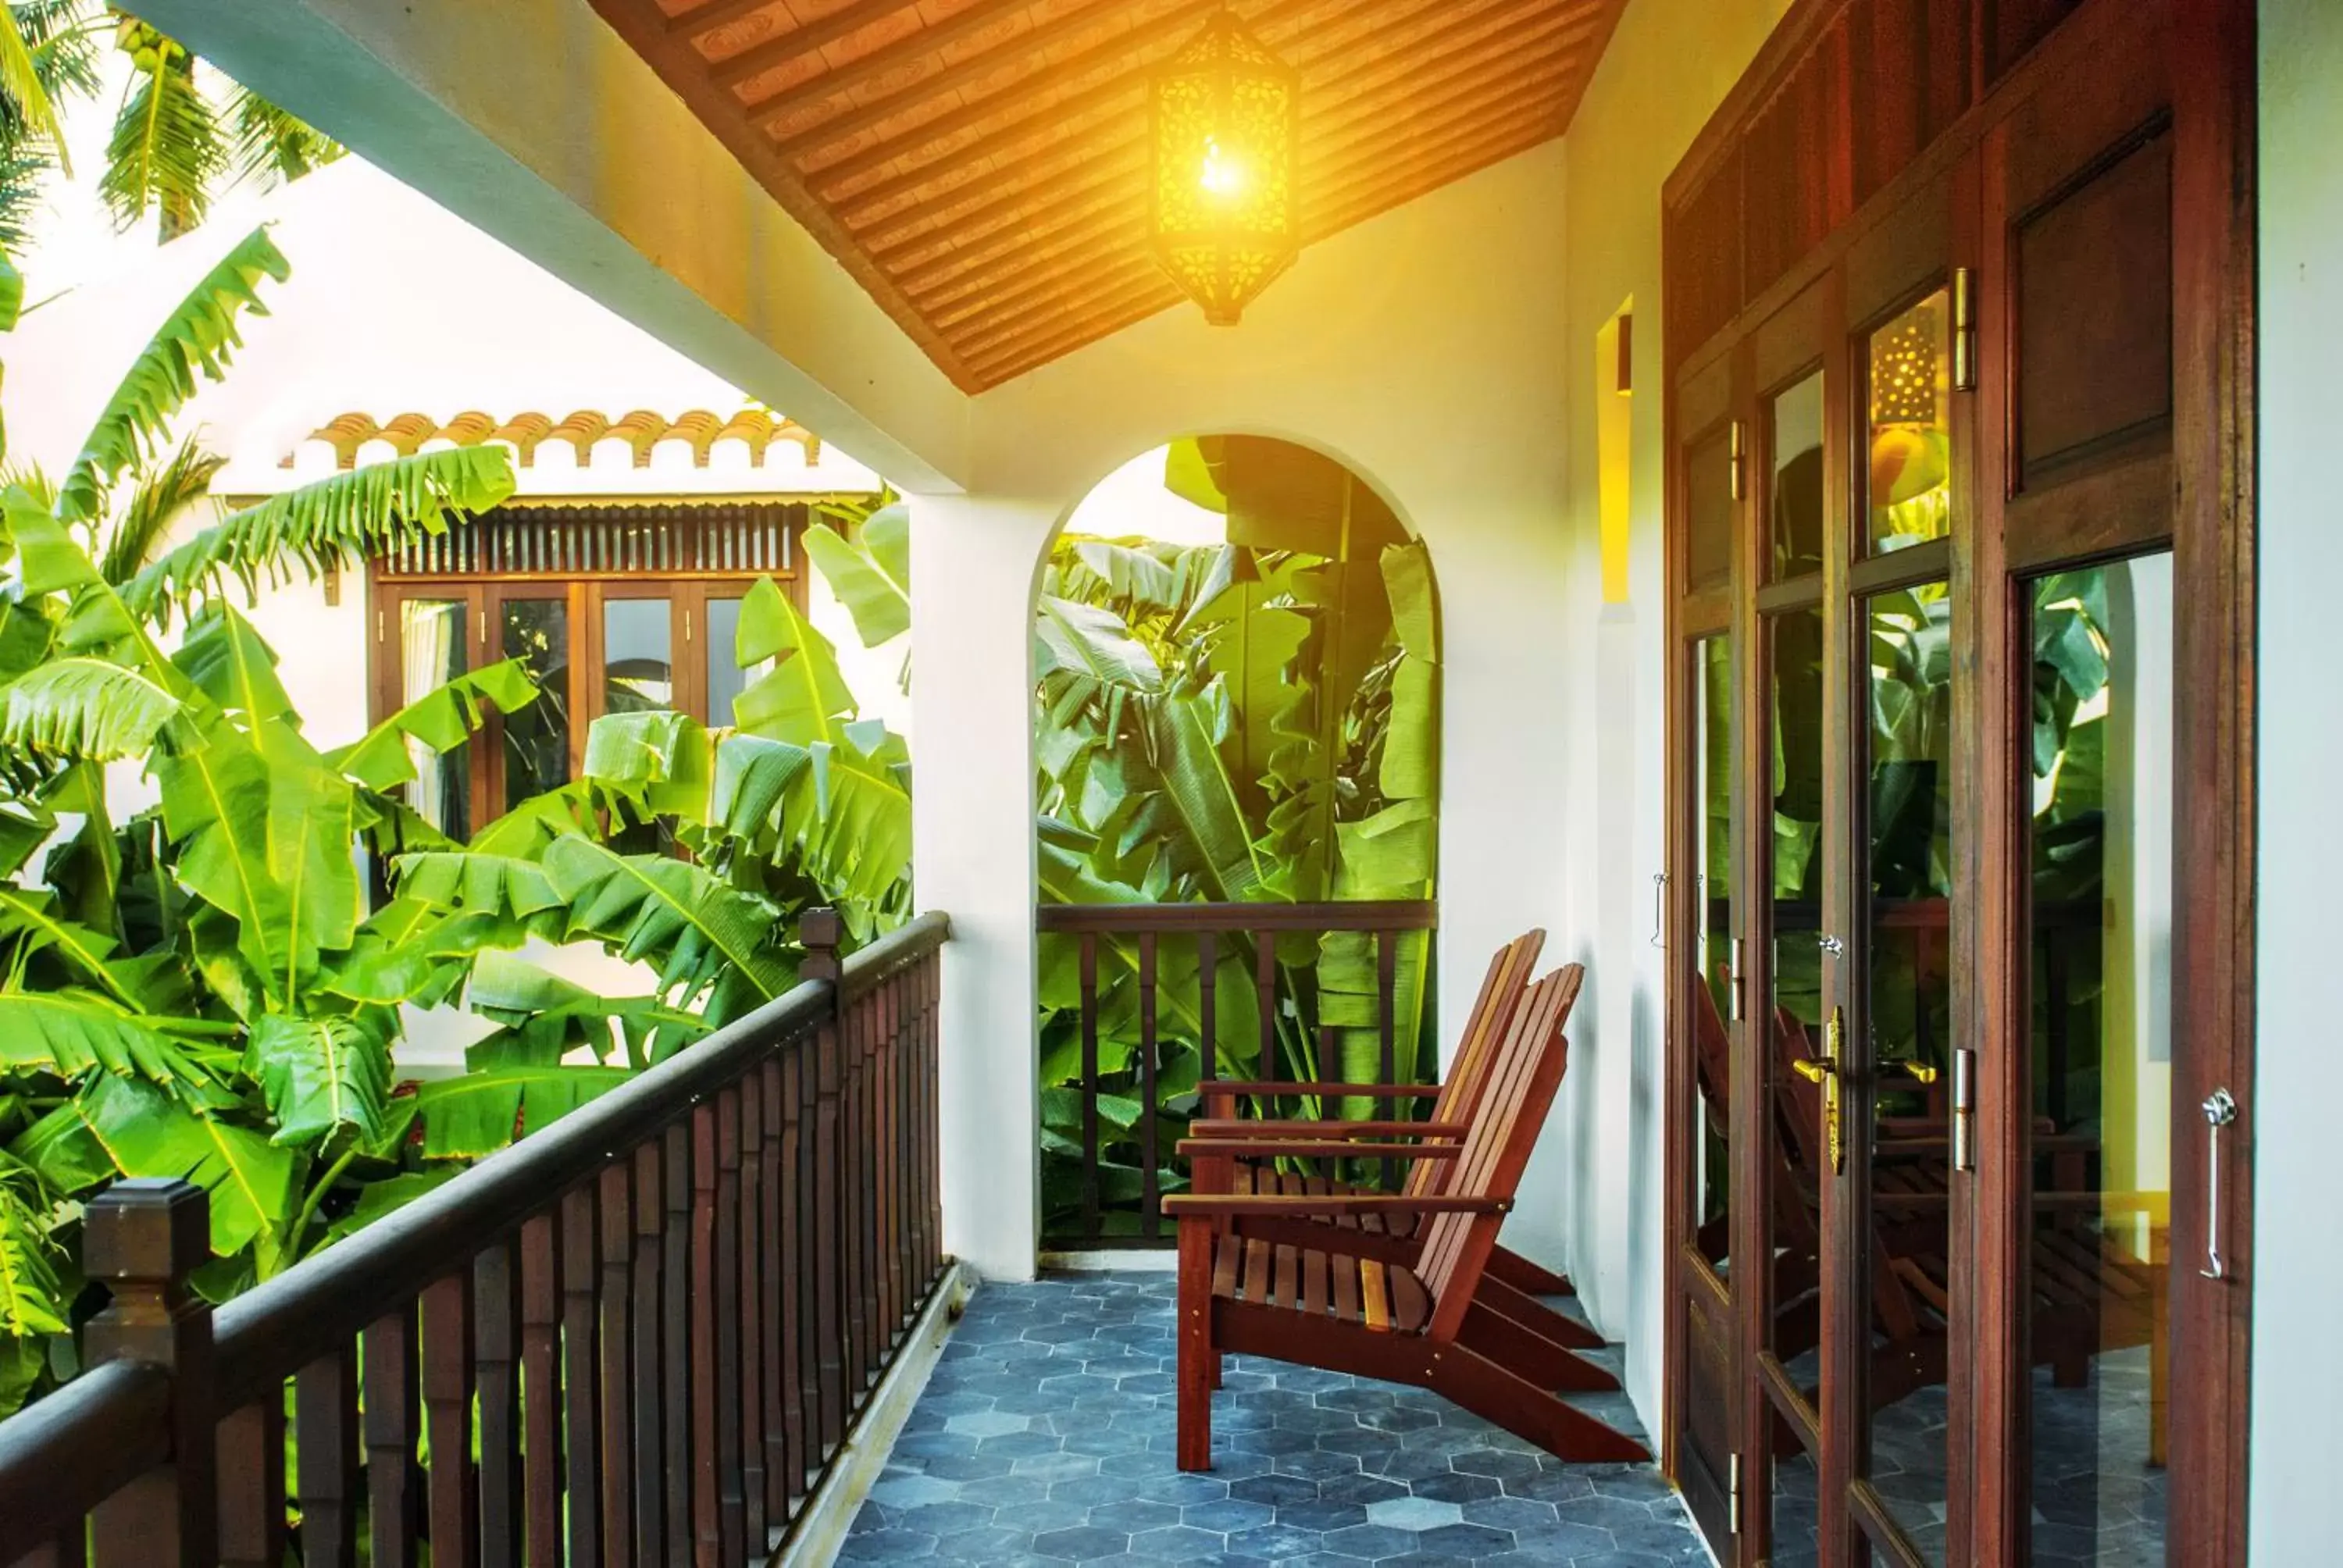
[705,596,749,725]
[1688,427,1735,588]
[400,598,469,840]
[1771,372,1825,579]
[2024,558,2172,1563]
[603,598,673,715]
[1867,290,1952,554]
[1862,579,1954,1563]
[1767,608,1825,1374]
[1692,635,1732,1270]
[501,598,571,811]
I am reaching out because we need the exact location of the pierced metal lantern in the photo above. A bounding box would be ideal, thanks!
[1148,10,1302,326]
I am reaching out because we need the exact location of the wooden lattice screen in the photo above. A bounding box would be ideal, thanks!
[378,501,806,579]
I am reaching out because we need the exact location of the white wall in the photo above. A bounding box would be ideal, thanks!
[909,140,1581,1282]
[2250,0,2343,1556]
[1553,0,1790,1428]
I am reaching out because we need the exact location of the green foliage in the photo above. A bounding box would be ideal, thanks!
[0,230,913,1418]
[1023,444,1439,1237]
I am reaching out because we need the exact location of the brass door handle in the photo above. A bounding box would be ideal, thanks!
[1794,1008,1846,1172]
[1883,1060,1939,1085]
[1790,1057,1836,1084]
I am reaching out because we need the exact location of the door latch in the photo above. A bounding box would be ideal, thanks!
[1790,1007,1846,1173]
[2200,1087,2237,1281]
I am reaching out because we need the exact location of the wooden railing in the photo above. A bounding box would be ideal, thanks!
[0,909,948,1568]
[1036,900,1438,1249]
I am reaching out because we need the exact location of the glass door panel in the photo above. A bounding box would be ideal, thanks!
[1770,372,1826,580]
[1767,604,1828,1380]
[602,597,675,715]
[498,595,572,810]
[1867,292,1952,555]
[1692,634,1733,1270]
[1862,579,1955,1563]
[398,597,473,841]
[2024,557,2174,1563]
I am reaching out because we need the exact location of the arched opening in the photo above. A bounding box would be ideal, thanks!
[1032,435,1443,1248]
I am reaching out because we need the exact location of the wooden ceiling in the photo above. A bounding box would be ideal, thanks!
[589,0,1631,391]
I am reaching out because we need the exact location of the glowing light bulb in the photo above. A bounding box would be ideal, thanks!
[1199,135,1245,198]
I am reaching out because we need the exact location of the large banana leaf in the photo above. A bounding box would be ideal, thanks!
[173,603,293,726]
[56,226,287,526]
[734,576,853,745]
[540,834,794,1022]
[0,988,205,1085]
[412,1064,632,1160]
[62,1074,297,1256]
[1137,686,1263,902]
[801,502,909,647]
[0,887,137,1007]
[0,655,180,761]
[242,1012,392,1149]
[390,851,564,925]
[1036,595,1161,694]
[330,655,540,792]
[124,446,515,628]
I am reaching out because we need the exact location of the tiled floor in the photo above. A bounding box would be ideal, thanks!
[843,1271,1709,1566]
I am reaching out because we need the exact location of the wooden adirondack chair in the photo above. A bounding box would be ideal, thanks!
[1166,967,1649,1471]
[1188,929,1585,1310]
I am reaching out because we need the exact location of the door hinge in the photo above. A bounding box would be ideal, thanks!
[1728,1452,1743,1535]
[1728,419,1746,501]
[1952,266,1977,392]
[478,608,488,645]
[1951,1046,1977,1172]
[375,609,384,644]
[684,608,694,645]
[1728,936,1746,1021]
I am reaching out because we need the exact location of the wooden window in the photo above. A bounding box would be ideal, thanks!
[368,503,811,837]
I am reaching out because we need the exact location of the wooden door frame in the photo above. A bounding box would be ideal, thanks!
[1661,0,2257,1558]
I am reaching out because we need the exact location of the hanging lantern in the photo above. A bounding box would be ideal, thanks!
[1148,10,1301,326]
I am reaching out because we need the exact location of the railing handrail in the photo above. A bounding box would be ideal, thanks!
[209,910,948,1408]
[0,1360,173,1537]
[1036,899,1437,935]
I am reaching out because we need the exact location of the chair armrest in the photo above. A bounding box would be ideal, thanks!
[1199,1081,1439,1099]
[1166,1193,1511,1218]
[1175,1139,1460,1161]
[1187,1119,1467,1139]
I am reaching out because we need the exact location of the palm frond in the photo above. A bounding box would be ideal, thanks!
[123,444,515,626]
[98,439,223,584]
[55,223,288,524]
[99,48,223,241]
[226,82,341,188]
[0,3,68,184]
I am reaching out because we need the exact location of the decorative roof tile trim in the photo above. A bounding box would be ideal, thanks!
[281,408,823,469]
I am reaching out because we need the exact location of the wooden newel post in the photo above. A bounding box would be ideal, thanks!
[797,907,847,1452]
[84,1179,216,1568]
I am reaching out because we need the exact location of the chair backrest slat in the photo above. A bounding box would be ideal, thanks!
[1416,964,1584,1339]
[1404,930,1546,1197]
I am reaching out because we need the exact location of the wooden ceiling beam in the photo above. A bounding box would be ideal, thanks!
[743,0,1047,116]
[665,0,796,41]
[844,0,1540,245]
[865,136,1143,265]
[706,0,914,87]
[885,9,1585,300]
[834,0,1540,229]
[901,186,1144,303]
[946,253,1171,360]
[928,219,1154,331]
[960,274,1186,383]
[770,0,1257,157]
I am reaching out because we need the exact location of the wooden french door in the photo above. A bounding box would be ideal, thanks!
[1664,1,2254,1562]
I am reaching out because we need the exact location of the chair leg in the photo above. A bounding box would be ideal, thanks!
[1208,1345,1223,1390]
[1488,1245,1574,1298]
[1474,1275,1606,1351]
[1177,1221,1215,1472]
[1459,1302,1619,1394]
[1428,1342,1649,1463]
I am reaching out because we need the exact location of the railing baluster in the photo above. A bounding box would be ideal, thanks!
[691,1103,721,1563]
[807,928,845,1456]
[1378,926,1401,1193]
[1197,929,1218,1081]
[295,1350,358,1568]
[631,1143,665,1562]
[475,1241,522,1567]
[363,1305,420,1568]
[1079,932,1101,1245]
[1139,932,1161,1241]
[840,992,865,1402]
[216,1399,284,1567]
[1254,929,1278,1117]
[874,982,898,1342]
[594,1164,632,1556]
[759,1059,791,1526]
[739,1079,770,1548]
[885,975,907,1329]
[558,1188,599,1568]
[715,1088,746,1565]
[517,1214,560,1568]
[662,1124,693,1566]
[420,1271,478,1568]
[926,950,943,1283]
[781,1049,811,1505]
